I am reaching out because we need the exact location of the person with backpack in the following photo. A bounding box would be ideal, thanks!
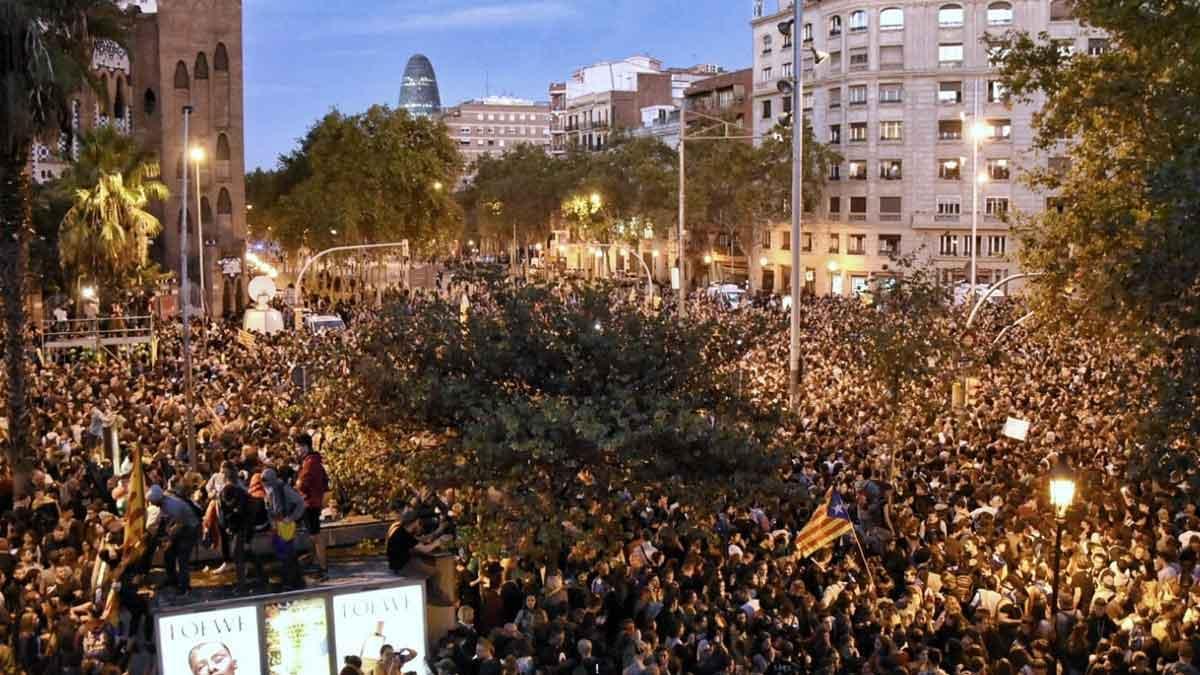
[294,433,330,580]
[148,484,200,596]
[217,482,264,592]
[262,468,306,590]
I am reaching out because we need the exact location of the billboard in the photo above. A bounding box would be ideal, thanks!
[264,597,331,675]
[332,585,428,675]
[157,605,261,675]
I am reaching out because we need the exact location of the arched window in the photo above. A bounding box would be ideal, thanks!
[217,188,232,215]
[880,7,904,29]
[194,52,209,79]
[762,34,773,52]
[849,10,867,31]
[829,15,842,35]
[173,61,189,89]
[113,78,126,119]
[213,43,229,72]
[803,22,813,41]
[144,89,157,116]
[938,3,964,26]
[216,134,231,161]
[987,1,1013,24]
[201,196,213,225]
[99,74,111,115]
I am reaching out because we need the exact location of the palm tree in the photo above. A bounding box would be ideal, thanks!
[58,126,169,300]
[0,0,127,495]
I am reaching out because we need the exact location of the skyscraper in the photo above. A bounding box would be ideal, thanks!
[399,54,442,118]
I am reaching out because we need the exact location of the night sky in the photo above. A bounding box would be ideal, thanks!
[244,0,755,169]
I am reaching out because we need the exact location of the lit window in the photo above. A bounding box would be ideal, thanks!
[850,122,868,142]
[829,233,842,253]
[938,119,963,140]
[939,234,960,255]
[987,80,1008,103]
[985,197,1009,217]
[986,118,1012,140]
[850,10,868,31]
[803,23,813,41]
[988,235,1007,256]
[880,160,902,179]
[939,81,963,104]
[849,85,868,105]
[880,7,904,29]
[939,159,962,180]
[830,124,842,143]
[987,158,1010,180]
[938,4,964,26]
[880,120,903,141]
[849,234,867,254]
[848,160,868,179]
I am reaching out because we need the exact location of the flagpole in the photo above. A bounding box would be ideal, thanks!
[849,526,876,592]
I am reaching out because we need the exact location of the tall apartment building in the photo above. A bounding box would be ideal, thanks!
[442,97,552,168]
[30,0,248,313]
[561,56,720,152]
[749,0,1096,296]
[548,82,568,156]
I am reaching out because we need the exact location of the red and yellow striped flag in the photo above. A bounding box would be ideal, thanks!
[796,489,854,558]
[123,444,147,557]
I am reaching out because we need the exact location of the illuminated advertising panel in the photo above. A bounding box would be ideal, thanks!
[264,596,331,675]
[332,584,428,675]
[157,605,261,675]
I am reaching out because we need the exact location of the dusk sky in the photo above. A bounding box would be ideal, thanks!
[244,0,756,170]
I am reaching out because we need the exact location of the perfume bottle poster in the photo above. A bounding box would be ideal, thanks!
[331,585,427,675]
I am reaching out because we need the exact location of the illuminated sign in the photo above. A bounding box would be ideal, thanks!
[158,605,261,675]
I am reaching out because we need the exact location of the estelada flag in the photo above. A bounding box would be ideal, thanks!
[123,444,147,558]
[796,489,854,558]
[237,329,257,350]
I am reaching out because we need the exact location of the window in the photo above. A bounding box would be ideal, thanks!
[963,235,982,256]
[1050,0,1071,20]
[880,7,904,29]
[830,124,841,143]
[939,81,963,104]
[829,197,841,214]
[828,87,841,108]
[937,197,962,216]
[848,160,868,179]
[849,49,869,71]
[849,84,867,105]
[829,164,842,180]
[880,120,903,141]
[761,229,772,249]
[879,83,903,104]
[803,23,813,41]
[880,160,902,179]
[761,99,773,120]
[850,10,868,31]
[939,234,959,256]
[173,61,189,89]
[880,46,904,68]
[938,119,963,140]
[880,233,902,254]
[829,233,842,253]
[783,95,793,113]
[782,231,791,250]
[850,122,868,142]
[987,80,1008,103]
[214,43,229,72]
[938,4,964,26]
[829,15,842,36]
[849,197,868,219]
[987,2,1013,24]
[194,52,209,80]
[1055,39,1076,57]
[986,118,1012,140]
[985,197,1009,217]
[802,233,813,251]
[1088,38,1110,56]
[760,66,773,82]
[988,235,1007,257]
[939,43,964,66]
[762,34,773,54]
[803,91,815,110]
[782,62,794,78]
[849,234,867,254]
[939,159,962,179]
[987,158,1010,180]
[143,88,157,116]
[830,51,842,69]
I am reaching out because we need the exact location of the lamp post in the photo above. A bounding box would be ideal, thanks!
[189,145,208,318]
[1048,455,1076,673]
[180,106,197,470]
[962,105,988,295]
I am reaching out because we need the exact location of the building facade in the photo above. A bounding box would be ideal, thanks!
[749,0,1095,296]
[442,97,552,167]
[399,54,442,119]
[33,0,248,313]
[548,82,568,157]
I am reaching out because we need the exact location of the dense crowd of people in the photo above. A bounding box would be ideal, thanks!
[0,271,1197,675]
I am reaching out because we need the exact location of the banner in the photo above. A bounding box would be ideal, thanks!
[332,585,428,675]
[237,329,257,350]
[158,605,261,675]
[264,597,330,675]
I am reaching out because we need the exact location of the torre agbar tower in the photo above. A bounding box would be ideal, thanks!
[748,0,1101,297]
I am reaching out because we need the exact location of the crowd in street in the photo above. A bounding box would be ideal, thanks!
[0,275,1197,674]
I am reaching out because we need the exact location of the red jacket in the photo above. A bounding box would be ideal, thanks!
[296,452,329,508]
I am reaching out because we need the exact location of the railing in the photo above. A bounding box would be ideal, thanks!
[41,315,155,352]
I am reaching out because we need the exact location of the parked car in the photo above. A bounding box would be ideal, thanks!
[706,283,748,310]
[303,313,346,333]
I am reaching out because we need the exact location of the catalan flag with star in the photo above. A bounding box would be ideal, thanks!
[796,489,854,558]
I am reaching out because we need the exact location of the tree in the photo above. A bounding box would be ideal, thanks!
[57,125,169,301]
[0,0,127,495]
[462,143,570,255]
[997,0,1200,474]
[272,106,463,255]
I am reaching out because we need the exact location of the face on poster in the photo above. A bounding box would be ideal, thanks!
[158,605,261,675]
[264,596,331,675]
[332,584,427,675]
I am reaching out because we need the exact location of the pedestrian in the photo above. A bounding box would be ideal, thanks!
[294,432,330,580]
[262,468,306,590]
[148,484,200,596]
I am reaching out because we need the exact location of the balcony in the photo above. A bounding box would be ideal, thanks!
[879,213,902,222]
[934,214,960,223]
[849,214,867,221]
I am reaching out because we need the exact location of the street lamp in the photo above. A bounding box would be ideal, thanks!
[964,112,990,294]
[189,145,209,318]
[1048,455,1076,674]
